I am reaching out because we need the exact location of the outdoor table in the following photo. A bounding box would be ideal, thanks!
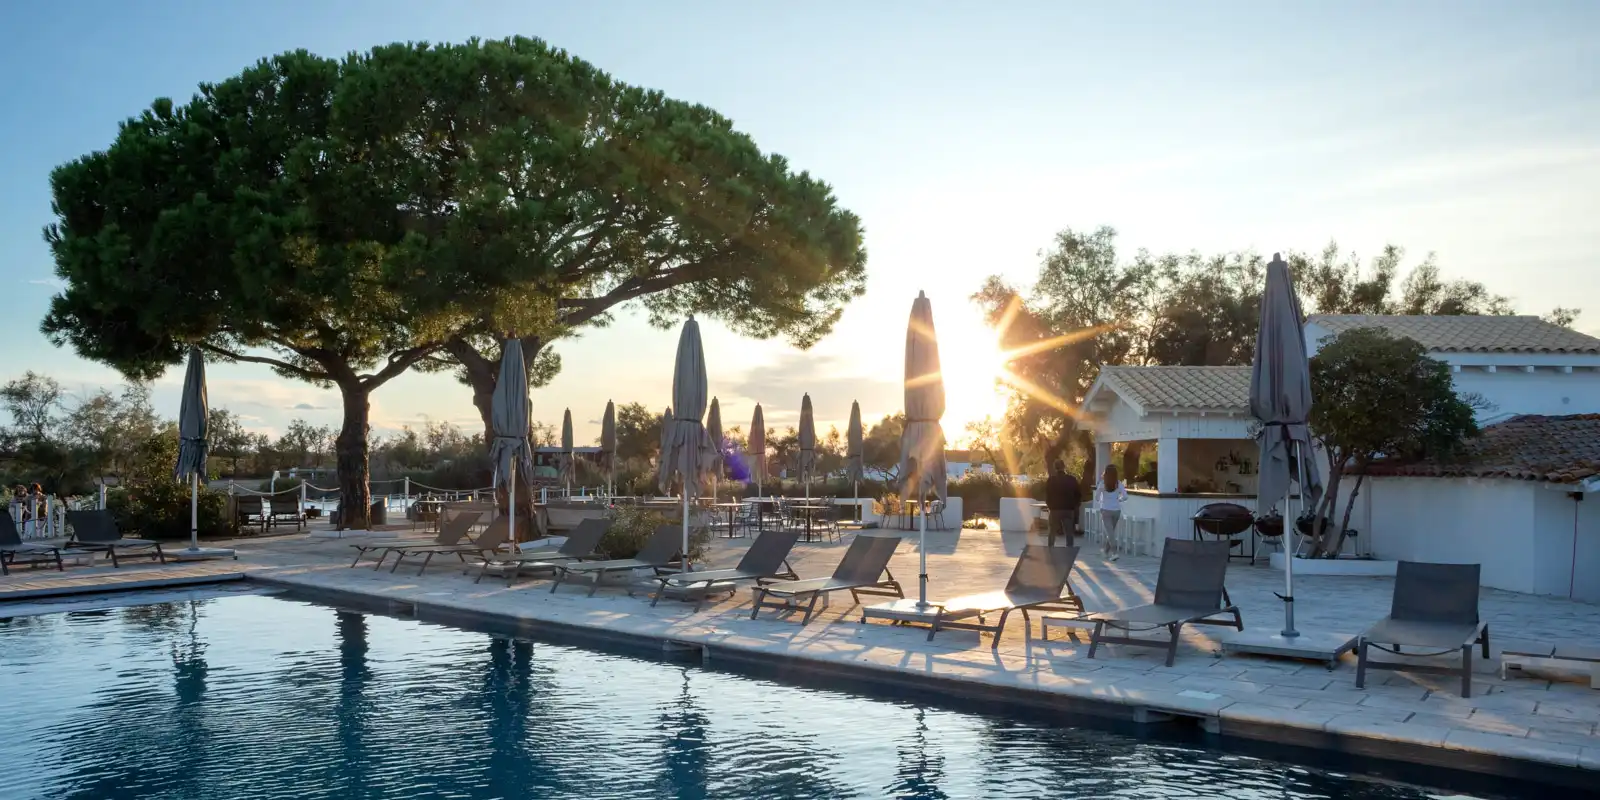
[711,502,744,538]
[1032,502,1049,532]
[791,504,830,542]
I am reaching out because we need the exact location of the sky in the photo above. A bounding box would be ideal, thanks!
[1,1,1596,447]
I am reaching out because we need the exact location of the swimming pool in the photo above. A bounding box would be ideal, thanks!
[0,589,1532,799]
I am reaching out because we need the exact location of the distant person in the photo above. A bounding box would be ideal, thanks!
[1096,465,1129,561]
[1043,460,1081,547]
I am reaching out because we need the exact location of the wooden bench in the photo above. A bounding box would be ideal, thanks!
[1501,644,1600,688]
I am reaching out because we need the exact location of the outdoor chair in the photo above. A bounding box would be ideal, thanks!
[549,524,682,597]
[235,496,264,529]
[473,517,611,585]
[923,544,1084,650]
[387,516,509,575]
[267,497,304,530]
[0,509,69,576]
[1085,538,1242,666]
[1355,561,1489,698]
[751,533,904,623]
[349,510,481,569]
[734,502,761,537]
[650,529,800,610]
[64,510,167,567]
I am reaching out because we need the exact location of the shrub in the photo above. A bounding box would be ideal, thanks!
[599,503,709,562]
[105,481,232,540]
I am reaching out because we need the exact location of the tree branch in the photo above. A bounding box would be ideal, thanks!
[360,344,440,391]
[200,344,325,383]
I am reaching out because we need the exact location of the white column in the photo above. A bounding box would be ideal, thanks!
[1156,437,1179,493]
[1094,440,1112,479]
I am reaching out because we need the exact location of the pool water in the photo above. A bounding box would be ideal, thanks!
[0,590,1510,800]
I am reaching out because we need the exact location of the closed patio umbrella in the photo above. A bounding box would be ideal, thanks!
[797,394,817,503]
[706,397,724,502]
[846,400,864,522]
[659,317,715,572]
[559,408,575,497]
[749,405,767,497]
[488,340,534,549]
[174,346,213,555]
[901,291,947,606]
[600,400,616,499]
[1250,253,1323,637]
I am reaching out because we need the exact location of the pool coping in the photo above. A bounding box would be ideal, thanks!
[247,572,1600,795]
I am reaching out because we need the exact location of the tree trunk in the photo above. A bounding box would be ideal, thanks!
[1122,441,1145,483]
[335,385,373,530]
[1313,461,1344,558]
[1336,471,1366,557]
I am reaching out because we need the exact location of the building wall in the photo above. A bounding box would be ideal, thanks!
[1451,369,1600,420]
[1359,476,1600,600]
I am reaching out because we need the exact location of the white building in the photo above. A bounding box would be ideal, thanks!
[1305,315,1600,422]
[1350,414,1600,601]
[1074,365,1262,542]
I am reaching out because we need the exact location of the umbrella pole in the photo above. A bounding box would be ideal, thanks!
[1282,440,1303,638]
[509,462,517,550]
[917,493,928,607]
[854,480,860,523]
[681,491,690,574]
[190,472,199,551]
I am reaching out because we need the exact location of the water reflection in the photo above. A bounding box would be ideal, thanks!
[886,708,947,800]
[658,669,709,800]
[335,610,372,800]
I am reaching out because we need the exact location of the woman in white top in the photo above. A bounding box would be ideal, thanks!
[1096,465,1129,561]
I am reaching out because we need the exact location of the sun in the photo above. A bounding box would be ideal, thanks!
[939,314,1010,442]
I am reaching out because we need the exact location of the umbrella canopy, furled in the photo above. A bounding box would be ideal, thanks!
[659,318,716,499]
[174,346,208,481]
[600,400,617,467]
[797,394,817,481]
[900,292,947,502]
[1250,254,1323,513]
[559,408,576,487]
[488,339,534,498]
[656,406,674,494]
[705,397,725,480]
[845,400,865,483]
[748,404,767,487]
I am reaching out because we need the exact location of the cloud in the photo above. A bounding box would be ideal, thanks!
[291,402,325,411]
[25,278,62,288]
[724,353,899,430]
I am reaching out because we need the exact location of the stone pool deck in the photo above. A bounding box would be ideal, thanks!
[6,527,1599,784]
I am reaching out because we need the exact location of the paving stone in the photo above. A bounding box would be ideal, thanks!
[1324,714,1452,746]
[1220,702,1340,731]
[1442,730,1582,767]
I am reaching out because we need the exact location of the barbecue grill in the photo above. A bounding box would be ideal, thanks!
[1191,502,1256,562]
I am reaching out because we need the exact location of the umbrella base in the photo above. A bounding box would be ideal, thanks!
[861,597,944,627]
[1220,628,1357,670]
[168,546,237,561]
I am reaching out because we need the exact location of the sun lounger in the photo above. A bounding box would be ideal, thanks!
[1356,561,1489,698]
[1,509,70,576]
[923,544,1083,650]
[64,510,166,567]
[387,516,510,575]
[550,524,682,597]
[1501,644,1600,689]
[349,510,482,569]
[1087,538,1242,666]
[473,518,611,584]
[751,533,903,623]
[268,497,304,530]
[650,529,800,610]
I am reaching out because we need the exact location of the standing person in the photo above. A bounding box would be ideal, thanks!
[1096,465,1128,561]
[1043,460,1081,547]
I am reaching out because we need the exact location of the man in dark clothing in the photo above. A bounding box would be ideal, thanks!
[1044,460,1081,546]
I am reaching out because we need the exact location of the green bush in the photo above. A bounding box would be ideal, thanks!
[105,481,233,540]
[599,503,709,563]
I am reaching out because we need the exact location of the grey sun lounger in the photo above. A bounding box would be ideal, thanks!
[1356,561,1489,698]
[64,510,167,567]
[473,518,611,585]
[650,529,801,610]
[349,510,482,569]
[751,533,904,623]
[550,524,682,597]
[387,516,510,575]
[924,544,1084,650]
[1087,538,1242,666]
[1,509,71,576]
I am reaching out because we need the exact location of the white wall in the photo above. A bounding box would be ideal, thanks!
[1358,476,1600,599]
[1450,368,1600,420]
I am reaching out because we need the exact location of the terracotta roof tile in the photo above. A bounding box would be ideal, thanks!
[1362,414,1600,485]
[1099,366,1253,414]
[1307,315,1600,354]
